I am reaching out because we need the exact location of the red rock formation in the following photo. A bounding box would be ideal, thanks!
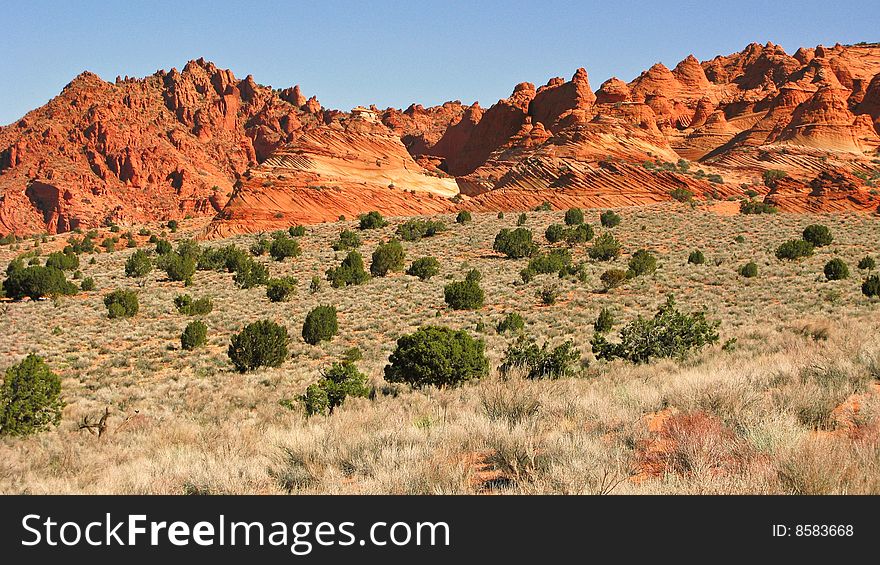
[764,169,879,213]
[205,111,458,237]
[0,59,320,235]
[528,68,596,132]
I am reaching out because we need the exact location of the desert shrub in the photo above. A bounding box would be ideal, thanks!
[763,169,787,188]
[370,239,405,276]
[564,208,584,226]
[3,265,78,300]
[309,276,322,294]
[266,276,298,302]
[534,201,552,211]
[180,320,208,351]
[739,200,778,214]
[0,354,63,436]
[739,262,758,278]
[384,326,489,388]
[326,251,370,287]
[228,320,289,372]
[528,248,571,275]
[45,250,79,271]
[564,223,594,244]
[124,250,153,278]
[269,236,301,261]
[823,258,849,281]
[497,312,525,334]
[594,307,614,333]
[559,261,589,282]
[155,239,172,255]
[600,269,627,290]
[545,223,566,243]
[358,211,388,230]
[493,228,536,258]
[589,232,622,261]
[537,284,559,305]
[104,289,138,319]
[456,211,472,224]
[858,256,876,270]
[300,362,371,416]
[863,275,880,298]
[626,249,657,278]
[499,336,581,380]
[331,230,361,251]
[444,276,484,310]
[288,225,306,237]
[600,210,621,228]
[802,224,833,247]
[687,250,706,265]
[174,294,213,315]
[167,220,179,232]
[197,245,249,272]
[158,252,196,284]
[302,305,338,345]
[591,295,720,363]
[175,240,201,261]
[250,238,271,256]
[68,235,96,254]
[395,219,446,241]
[80,277,95,291]
[407,256,440,280]
[497,211,504,219]
[101,237,117,252]
[229,253,266,286]
[734,235,746,244]
[776,239,814,260]
[669,187,693,203]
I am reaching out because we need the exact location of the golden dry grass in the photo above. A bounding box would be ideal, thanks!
[1,202,880,494]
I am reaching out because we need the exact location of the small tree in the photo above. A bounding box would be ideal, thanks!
[45,250,80,271]
[564,208,584,226]
[444,277,484,310]
[499,336,581,380]
[326,251,370,287]
[300,362,371,416]
[288,225,306,237]
[174,294,213,315]
[384,326,489,388]
[0,354,63,436]
[80,277,96,291]
[862,275,880,298]
[669,187,693,203]
[493,228,536,258]
[591,295,720,363]
[395,219,446,241]
[600,210,621,228]
[626,249,657,278]
[159,252,196,284]
[228,320,289,372]
[266,276,298,302]
[802,224,833,247]
[516,212,528,226]
[594,308,614,333]
[687,250,705,265]
[358,211,388,230]
[407,257,440,280]
[823,258,849,281]
[456,211,472,224]
[155,239,173,255]
[739,262,758,278]
[332,230,361,251]
[3,266,78,300]
[534,201,552,212]
[181,320,208,350]
[858,256,876,270]
[496,312,525,334]
[104,289,139,319]
[302,305,339,345]
[545,224,567,243]
[589,232,622,261]
[125,250,153,278]
[776,239,814,261]
[370,240,405,276]
[762,169,787,188]
[233,258,269,289]
[269,236,301,261]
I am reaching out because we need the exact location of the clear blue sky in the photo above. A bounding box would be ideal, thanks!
[1,0,877,125]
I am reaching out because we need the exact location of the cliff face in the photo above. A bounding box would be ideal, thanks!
[3,42,880,238]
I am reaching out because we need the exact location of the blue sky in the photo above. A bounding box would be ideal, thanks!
[1,0,877,125]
